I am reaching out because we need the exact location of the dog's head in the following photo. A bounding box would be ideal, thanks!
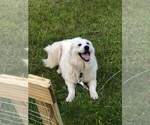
[71,37,95,62]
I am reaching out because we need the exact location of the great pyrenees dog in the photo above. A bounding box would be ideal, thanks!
[43,37,98,102]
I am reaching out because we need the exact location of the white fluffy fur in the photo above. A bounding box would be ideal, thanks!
[43,37,98,102]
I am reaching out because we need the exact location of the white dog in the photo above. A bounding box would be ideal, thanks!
[43,37,98,102]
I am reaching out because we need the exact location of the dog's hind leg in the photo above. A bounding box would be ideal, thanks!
[42,59,50,67]
[57,67,61,74]
[78,81,89,90]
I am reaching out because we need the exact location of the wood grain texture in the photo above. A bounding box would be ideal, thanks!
[28,74,63,125]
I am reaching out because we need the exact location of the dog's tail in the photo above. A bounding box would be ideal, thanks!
[43,42,62,68]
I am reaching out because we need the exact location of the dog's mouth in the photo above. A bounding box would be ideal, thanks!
[79,51,90,62]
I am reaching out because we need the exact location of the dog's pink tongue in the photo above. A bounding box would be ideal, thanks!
[81,53,90,60]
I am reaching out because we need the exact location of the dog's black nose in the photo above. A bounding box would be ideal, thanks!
[84,46,89,51]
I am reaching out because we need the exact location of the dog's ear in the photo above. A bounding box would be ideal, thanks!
[43,42,62,68]
[90,44,98,70]
[90,42,96,58]
[69,44,84,68]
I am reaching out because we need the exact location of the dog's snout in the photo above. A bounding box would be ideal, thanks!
[84,45,89,51]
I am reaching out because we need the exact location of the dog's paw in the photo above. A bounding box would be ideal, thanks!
[42,59,48,67]
[57,68,61,74]
[44,45,51,52]
[66,95,75,102]
[42,59,51,68]
[90,92,98,100]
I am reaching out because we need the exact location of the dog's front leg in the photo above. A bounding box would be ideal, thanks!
[65,82,75,102]
[88,80,98,100]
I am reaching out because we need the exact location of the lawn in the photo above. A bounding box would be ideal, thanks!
[29,0,122,125]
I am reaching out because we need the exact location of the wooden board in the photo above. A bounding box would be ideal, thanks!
[0,74,63,125]
[29,74,63,125]
[0,74,28,125]
[0,74,28,102]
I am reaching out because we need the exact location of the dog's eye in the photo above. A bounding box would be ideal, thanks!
[86,42,89,45]
[78,44,82,46]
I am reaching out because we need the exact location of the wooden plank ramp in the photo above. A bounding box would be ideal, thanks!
[29,74,63,125]
[0,74,28,125]
[0,74,63,125]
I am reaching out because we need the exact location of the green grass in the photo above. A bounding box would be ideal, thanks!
[29,0,121,125]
